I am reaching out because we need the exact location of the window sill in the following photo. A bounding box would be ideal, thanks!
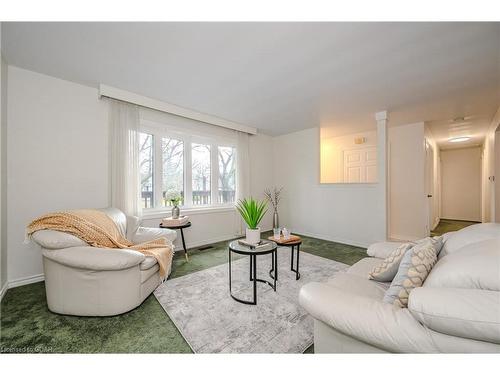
[141,205,236,220]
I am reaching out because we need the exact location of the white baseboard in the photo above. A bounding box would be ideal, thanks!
[432,218,440,231]
[389,233,420,242]
[0,281,8,301]
[181,233,241,250]
[8,273,45,289]
[293,230,370,249]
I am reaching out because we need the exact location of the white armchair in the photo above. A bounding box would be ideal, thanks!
[30,208,177,316]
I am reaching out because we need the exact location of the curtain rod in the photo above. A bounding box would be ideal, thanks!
[99,84,258,135]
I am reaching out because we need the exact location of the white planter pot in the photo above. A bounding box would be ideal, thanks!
[245,228,261,244]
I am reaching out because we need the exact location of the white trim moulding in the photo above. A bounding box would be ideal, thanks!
[99,84,258,135]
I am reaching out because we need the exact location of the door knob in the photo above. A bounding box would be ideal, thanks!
[427,195,433,198]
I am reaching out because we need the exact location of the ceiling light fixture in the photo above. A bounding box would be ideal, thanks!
[448,136,471,143]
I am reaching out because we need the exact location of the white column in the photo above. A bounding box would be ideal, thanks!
[376,110,388,241]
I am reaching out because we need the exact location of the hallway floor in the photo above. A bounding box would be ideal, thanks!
[431,218,479,236]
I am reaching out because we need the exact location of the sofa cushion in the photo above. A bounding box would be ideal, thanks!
[367,241,404,258]
[327,272,389,300]
[409,287,500,344]
[425,238,500,291]
[99,207,127,237]
[347,257,383,278]
[32,229,88,249]
[369,243,414,282]
[384,237,442,307]
[132,226,177,244]
[439,223,500,259]
[126,215,142,241]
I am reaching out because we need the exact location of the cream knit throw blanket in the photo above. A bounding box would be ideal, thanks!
[27,209,174,279]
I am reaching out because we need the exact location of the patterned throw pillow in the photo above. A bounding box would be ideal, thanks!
[383,237,443,308]
[369,243,414,282]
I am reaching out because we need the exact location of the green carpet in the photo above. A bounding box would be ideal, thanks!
[431,219,479,237]
[0,231,366,354]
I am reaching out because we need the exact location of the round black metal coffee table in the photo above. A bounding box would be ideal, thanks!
[228,240,278,305]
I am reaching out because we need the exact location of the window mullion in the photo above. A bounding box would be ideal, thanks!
[185,137,193,207]
[154,134,163,208]
[211,143,219,206]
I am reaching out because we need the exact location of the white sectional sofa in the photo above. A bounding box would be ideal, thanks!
[30,208,177,316]
[299,223,500,353]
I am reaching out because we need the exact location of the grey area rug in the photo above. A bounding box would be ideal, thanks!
[154,249,348,353]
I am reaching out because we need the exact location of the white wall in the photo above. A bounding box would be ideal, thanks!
[441,147,482,222]
[388,122,427,240]
[248,133,274,231]
[1,28,8,297]
[6,66,110,285]
[5,66,275,285]
[273,127,385,248]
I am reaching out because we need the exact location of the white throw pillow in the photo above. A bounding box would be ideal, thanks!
[383,237,443,308]
[369,243,414,282]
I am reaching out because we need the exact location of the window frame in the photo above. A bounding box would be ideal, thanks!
[140,120,237,213]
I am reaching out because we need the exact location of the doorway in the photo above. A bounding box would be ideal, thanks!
[440,146,482,222]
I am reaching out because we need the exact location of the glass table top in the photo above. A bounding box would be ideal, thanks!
[229,239,277,254]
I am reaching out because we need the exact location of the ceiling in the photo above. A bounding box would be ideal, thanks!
[2,22,499,144]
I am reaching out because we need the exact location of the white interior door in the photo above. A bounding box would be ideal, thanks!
[343,146,377,183]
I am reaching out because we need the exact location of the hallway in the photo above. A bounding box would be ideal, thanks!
[431,219,479,236]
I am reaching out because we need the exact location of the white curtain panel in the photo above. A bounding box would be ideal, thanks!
[109,100,142,217]
[236,131,250,234]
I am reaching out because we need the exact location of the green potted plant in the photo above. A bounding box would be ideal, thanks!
[236,197,268,244]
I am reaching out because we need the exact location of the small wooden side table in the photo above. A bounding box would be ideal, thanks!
[268,234,302,280]
[159,222,191,261]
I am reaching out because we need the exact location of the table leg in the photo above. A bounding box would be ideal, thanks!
[290,245,301,280]
[180,228,188,261]
[296,244,300,280]
[252,254,257,305]
[228,248,232,294]
[250,254,253,281]
[273,250,277,290]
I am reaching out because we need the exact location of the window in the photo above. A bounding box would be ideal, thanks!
[192,143,211,205]
[162,138,184,206]
[218,146,236,204]
[139,133,154,209]
[139,126,237,211]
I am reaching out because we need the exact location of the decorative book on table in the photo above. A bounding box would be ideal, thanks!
[161,216,189,226]
[237,239,273,251]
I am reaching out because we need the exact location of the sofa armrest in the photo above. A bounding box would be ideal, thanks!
[42,246,145,271]
[409,287,500,344]
[31,229,88,249]
[132,226,177,244]
[299,282,437,353]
